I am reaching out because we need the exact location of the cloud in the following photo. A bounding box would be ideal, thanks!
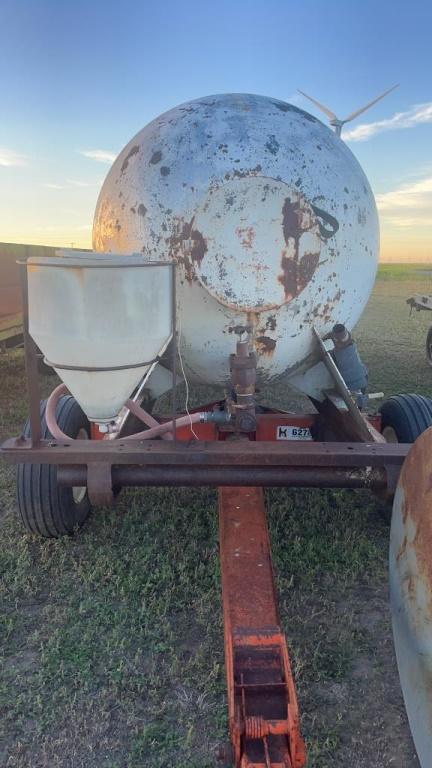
[79,148,116,164]
[43,179,103,190]
[67,178,103,188]
[344,102,432,142]
[43,183,66,189]
[382,216,432,228]
[0,147,27,167]
[376,174,432,228]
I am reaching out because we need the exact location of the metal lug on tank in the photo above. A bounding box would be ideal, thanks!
[229,339,257,432]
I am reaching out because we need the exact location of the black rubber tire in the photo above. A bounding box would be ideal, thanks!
[379,394,432,443]
[426,327,432,367]
[17,396,92,538]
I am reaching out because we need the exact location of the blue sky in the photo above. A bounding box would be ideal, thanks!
[1,0,431,260]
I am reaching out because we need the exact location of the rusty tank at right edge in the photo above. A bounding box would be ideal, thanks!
[93,93,379,394]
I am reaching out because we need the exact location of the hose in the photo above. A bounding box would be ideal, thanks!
[125,398,173,441]
[123,403,202,440]
[45,383,72,442]
[44,384,203,442]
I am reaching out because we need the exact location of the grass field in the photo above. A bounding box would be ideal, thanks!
[1,265,431,768]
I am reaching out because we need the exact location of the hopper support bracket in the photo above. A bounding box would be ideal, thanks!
[86,461,114,506]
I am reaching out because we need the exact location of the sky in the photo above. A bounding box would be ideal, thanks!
[0,0,431,262]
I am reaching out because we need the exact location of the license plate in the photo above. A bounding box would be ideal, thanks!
[276,426,312,441]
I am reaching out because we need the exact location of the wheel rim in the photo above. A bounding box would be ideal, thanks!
[382,425,399,443]
[72,427,89,504]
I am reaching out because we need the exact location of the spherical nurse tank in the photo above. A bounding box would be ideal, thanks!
[93,93,379,386]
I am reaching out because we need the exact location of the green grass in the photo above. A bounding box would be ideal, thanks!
[377,262,432,280]
[1,265,429,767]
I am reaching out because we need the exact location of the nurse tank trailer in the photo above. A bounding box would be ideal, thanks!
[2,91,432,768]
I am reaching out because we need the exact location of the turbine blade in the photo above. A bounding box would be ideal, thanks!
[343,84,399,122]
[297,90,337,121]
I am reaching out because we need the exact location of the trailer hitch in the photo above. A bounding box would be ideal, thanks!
[219,487,306,767]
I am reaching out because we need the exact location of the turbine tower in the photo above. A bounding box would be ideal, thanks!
[297,84,399,137]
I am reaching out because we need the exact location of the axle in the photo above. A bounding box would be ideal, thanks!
[56,464,388,490]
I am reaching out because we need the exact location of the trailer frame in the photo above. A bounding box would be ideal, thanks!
[0,266,413,768]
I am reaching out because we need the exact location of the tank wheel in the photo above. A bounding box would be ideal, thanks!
[379,394,432,444]
[17,396,92,538]
[426,326,432,367]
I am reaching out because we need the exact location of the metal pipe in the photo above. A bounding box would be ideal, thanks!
[19,261,42,446]
[171,261,177,445]
[57,465,388,490]
[313,326,372,441]
[123,411,202,440]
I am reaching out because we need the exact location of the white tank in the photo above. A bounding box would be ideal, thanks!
[27,252,172,421]
[93,93,379,389]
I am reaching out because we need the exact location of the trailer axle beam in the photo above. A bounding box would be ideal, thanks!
[56,464,388,490]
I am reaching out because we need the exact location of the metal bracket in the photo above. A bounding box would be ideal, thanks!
[313,327,380,443]
[86,462,114,506]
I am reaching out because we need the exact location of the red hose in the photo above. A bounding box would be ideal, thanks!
[125,399,173,441]
[123,409,201,440]
[45,385,201,442]
[45,383,72,441]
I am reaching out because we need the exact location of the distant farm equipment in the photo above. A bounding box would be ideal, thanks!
[407,294,432,366]
[0,243,89,371]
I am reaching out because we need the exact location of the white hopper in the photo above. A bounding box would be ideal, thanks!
[27,252,173,422]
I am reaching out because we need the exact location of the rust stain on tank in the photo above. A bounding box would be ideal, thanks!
[246,311,261,329]
[281,198,299,243]
[279,253,298,300]
[278,197,321,300]
[167,216,207,283]
[190,228,207,265]
[149,150,162,165]
[397,428,432,614]
[254,335,277,357]
[224,164,262,181]
[121,145,140,173]
[235,226,255,249]
[298,252,320,290]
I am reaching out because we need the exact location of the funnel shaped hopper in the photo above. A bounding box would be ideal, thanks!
[27,253,173,422]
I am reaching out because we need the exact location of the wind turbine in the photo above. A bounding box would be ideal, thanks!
[297,84,399,137]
